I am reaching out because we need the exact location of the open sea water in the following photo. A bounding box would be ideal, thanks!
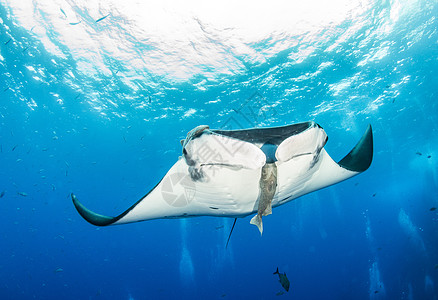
[0,0,437,299]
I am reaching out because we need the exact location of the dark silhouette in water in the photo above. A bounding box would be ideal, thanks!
[225,218,237,249]
[273,267,290,292]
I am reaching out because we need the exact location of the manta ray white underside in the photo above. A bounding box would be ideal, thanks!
[72,121,373,233]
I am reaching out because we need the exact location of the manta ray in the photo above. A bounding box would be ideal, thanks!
[72,121,373,235]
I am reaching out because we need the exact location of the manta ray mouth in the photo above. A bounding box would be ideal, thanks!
[260,143,278,163]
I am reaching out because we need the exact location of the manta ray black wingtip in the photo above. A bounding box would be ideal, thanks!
[338,124,373,172]
[71,193,117,226]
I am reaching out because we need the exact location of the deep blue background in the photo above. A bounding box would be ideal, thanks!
[1,1,437,299]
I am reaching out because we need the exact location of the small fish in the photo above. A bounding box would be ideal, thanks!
[416,152,422,156]
[149,96,152,103]
[12,145,17,151]
[3,87,8,92]
[215,225,224,230]
[4,38,12,45]
[74,93,81,100]
[22,46,30,53]
[374,290,379,294]
[372,193,376,197]
[17,192,28,197]
[69,21,81,26]
[54,267,63,273]
[95,14,110,23]
[60,8,67,18]
[0,191,5,198]
[427,155,431,159]
[430,207,436,211]
[273,267,290,292]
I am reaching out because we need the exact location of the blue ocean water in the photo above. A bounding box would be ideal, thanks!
[0,0,437,299]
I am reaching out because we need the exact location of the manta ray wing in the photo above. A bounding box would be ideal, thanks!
[273,124,373,207]
[72,142,263,226]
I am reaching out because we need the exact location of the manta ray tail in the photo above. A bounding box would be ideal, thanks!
[250,214,263,235]
[225,218,237,249]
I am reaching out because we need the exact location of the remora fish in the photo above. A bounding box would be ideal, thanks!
[274,267,290,292]
[71,122,373,233]
[250,162,277,234]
